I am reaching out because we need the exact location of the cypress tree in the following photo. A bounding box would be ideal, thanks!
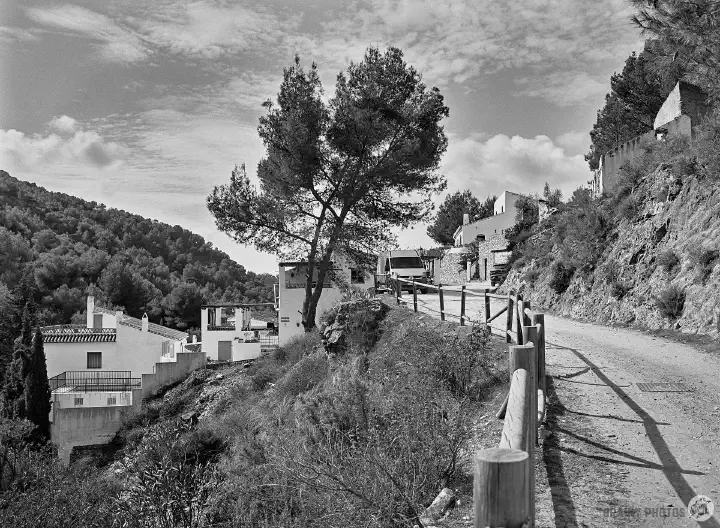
[25,325,51,441]
[0,301,35,420]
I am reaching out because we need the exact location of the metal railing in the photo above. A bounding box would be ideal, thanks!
[49,371,141,392]
[259,334,279,348]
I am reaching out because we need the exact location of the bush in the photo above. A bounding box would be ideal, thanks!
[274,352,328,397]
[655,285,686,319]
[616,194,640,221]
[273,330,321,365]
[522,268,540,284]
[548,261,575,294]
[609,281,631,299]
[657,249,680,273]
[689,247,719,282]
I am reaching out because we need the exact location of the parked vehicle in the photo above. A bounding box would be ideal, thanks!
[377,250,430,293]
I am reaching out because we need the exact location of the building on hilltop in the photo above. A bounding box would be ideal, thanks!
[200,302,278,362]
[595,81,711,197]
[439,192,524,285]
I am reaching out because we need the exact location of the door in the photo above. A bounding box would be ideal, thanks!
[218,341,232,362]
[93,314,103,329]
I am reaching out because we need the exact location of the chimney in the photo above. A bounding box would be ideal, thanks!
[463,213,469,225]
[142,313,149,332]
[87,296,95,328]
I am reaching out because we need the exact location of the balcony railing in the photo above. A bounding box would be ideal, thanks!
[207,324,236,331]
[49,371,141,392]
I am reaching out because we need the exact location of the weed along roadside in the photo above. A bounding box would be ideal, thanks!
[376,282,550,527]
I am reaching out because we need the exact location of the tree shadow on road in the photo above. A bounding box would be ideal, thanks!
[547,340,720,528]
[543,374,580,527]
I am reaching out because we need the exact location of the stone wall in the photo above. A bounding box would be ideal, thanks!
[437,248,470,285]
[599,130,655,195]
[141,350,206,399]
[477,234,509,281]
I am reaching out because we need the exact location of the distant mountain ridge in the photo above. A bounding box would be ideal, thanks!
[0,170,276,330]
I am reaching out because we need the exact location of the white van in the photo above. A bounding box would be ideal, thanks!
[377,250,430,293]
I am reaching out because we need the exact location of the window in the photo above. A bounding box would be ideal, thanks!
[74,397,83,406]
[87,352,102,369]
[107,396,116,406]
[351,269,365,284]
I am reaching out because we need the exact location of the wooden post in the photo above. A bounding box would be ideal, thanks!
[395,279,400,305]
[522,299,532,327]
[474,448,530,528]
[499,369,532,451]
[439,284,445,322]
[460,285,466,326]
[515,294,524,345]
[532,313,546,395]
[522,325,540,449]
[413,281,418,313]
[508,342,536,523]
[505,293,513,343]
[374,273,378,292]
[484,290,491,325]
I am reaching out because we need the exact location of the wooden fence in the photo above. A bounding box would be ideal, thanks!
[374,276,547,527]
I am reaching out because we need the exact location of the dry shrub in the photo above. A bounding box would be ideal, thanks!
[274,351,328,397]
[655,285,686,319]
[549,261,575,294]
[657,249,680,273]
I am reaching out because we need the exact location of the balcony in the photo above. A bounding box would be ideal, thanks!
[49,371,141,392]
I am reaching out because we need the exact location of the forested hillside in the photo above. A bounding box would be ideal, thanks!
[0,171,276,330]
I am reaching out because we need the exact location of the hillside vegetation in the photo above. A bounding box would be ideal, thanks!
[0,171,275,331]
[0,297,507,528]
[503,112,720,337]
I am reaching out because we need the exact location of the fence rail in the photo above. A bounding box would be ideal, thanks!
[373,278,546,526]
[49,370,141,392]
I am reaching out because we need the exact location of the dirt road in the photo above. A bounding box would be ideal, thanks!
[409,292,720,526]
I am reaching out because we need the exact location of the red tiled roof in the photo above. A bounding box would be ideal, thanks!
[41,326,117,343]
[95,307,188,341]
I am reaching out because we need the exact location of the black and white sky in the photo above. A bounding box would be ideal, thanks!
[0,0,644,273]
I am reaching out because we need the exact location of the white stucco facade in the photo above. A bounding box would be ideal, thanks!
[200,304,274,361]
[277,257,371,346]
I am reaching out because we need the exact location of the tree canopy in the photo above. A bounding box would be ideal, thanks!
[208,47,449,330]
[630,0,720,101]
[426,191,496,246]
[0,171,276,340]
[585,45,677,170]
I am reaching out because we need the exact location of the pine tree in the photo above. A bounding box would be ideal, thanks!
[0,302,35,420]
[24,325,51,441]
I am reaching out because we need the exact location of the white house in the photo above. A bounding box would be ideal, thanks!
[453,191,524,247]
[43,296,188,380]
[278,257,371,346]
[200,303,277,362]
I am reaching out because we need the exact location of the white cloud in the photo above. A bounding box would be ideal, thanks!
[0,26,39,43]
[514,71,609,107]
[25,5,147,62]
[134,2,299,59]
[440,133,591,201]
[48,115,78,134]
[555,130,591,155]
[0,120,127,173]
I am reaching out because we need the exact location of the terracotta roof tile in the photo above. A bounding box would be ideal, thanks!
[95,307,188,341]
[41,326,117,343]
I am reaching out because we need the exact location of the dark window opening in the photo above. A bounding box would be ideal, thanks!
[87,352,102,369]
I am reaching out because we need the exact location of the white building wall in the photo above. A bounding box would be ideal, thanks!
[45,342,119,380]
[278,279,343,346]
[115,324,171,376]
[52,390,133,410]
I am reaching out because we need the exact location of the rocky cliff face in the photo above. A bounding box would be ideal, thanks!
[502,165,720,337]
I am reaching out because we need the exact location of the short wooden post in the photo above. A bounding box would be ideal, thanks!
[532,313,546,395]
[484,290,491,324]
[522,325,540,450]
[474,448,530,528]
[413,281,418,313]
[395,279,400,305]
[515,295,524,345]
[439,284,445,321]
[460,285,466,326]
[522,299,532,327]
[508,342,536,523]
[374,273,378,292]
[505,293,513,343]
